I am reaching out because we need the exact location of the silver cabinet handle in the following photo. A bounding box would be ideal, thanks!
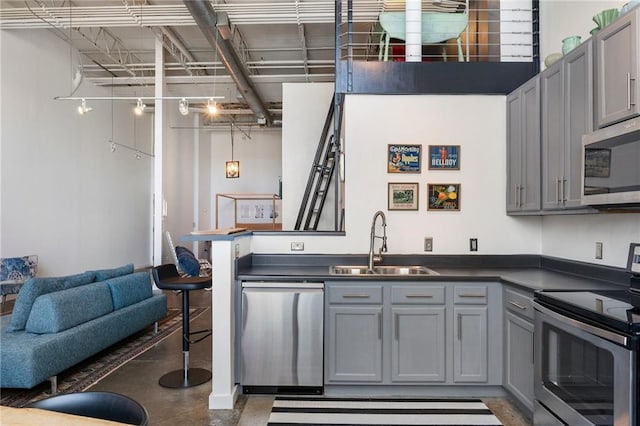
[520,185,524,207]
[457,313,462,340]
[515,185,520,208]
[561,176,566,203]
[555,178,560,204]
[342,294,370,298]
[509,301,527,310]
[628,72,632,110]
[394,314,399,340]
[378,312,382,340]
[405,294,434,298]
[458,294,485,298]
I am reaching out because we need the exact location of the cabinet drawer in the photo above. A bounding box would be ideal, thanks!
[503,287,534,320]
[454,286,487,304]
[328,285,383,304]
[391,286,445,304]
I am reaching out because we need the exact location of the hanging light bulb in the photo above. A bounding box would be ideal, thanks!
[178,98,189,116]
[134,98,146,115]
[207,98,218,115]
[77,98,93,115]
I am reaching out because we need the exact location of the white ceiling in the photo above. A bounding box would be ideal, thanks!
[1,0,403,121]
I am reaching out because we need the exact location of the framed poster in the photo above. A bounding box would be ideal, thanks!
[428,145,460,170]
[388,182,419,210]
[388,144,421,173]
[427,183,460,211]
[584,148,611,177]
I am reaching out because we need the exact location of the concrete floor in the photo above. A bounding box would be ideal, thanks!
[50,290,531,425]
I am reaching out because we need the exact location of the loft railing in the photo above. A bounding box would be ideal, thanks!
[335,0,539,95]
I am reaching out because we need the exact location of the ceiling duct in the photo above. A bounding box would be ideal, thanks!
[184,0,273,127]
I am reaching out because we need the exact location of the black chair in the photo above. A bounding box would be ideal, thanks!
[27,391,148,425]
[151,264,212,388]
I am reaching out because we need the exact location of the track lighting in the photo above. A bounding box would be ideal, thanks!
[207,98,218,115]
[134,98,146,115]
[77,98,92,115]
[178,98,189,116]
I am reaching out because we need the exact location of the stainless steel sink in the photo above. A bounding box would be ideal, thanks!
[329,265,439,276]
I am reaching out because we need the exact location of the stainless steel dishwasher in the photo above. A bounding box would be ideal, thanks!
[241,281,324,394]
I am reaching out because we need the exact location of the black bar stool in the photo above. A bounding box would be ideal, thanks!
[151,264,212,388]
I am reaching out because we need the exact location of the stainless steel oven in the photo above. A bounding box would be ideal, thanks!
[533,298,636,425]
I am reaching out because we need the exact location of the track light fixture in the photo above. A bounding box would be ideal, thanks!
[134,98,146,115]
[178,98,189,116]
[77,98,93,115]
[207,98,218,115]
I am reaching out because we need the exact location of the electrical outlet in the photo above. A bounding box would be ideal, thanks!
[291,242,304,251]
[470,238,478,252]
[424,237,433,252]
[595,242,603,259]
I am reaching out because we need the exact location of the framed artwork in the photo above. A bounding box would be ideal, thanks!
[428,145,460,170]
[584,148,611,177]
[388,144,421,173]
[388,182,419,210]
[427,183,460,211]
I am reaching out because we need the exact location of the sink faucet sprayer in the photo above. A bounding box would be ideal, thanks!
[368,210,388,272]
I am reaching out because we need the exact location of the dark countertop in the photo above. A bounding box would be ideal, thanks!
[236,254,631,293]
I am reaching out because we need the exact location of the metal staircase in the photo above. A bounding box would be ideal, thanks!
[294,95,342,230]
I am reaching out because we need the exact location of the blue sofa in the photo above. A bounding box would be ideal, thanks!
[0,264,167,390]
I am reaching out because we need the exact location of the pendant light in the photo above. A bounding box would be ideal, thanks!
[225,124,239,178]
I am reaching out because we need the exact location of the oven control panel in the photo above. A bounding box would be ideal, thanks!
[629,243,640,275]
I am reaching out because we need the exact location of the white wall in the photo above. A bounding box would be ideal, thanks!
[0,29,153,275]
[539,0,626,69]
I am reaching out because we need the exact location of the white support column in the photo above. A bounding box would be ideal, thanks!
[405,0,422,62]
[209,237,240,409]
[153,38,165,266]
[192,113,200,254]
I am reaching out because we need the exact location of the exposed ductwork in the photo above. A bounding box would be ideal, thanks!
[183,0,273,127]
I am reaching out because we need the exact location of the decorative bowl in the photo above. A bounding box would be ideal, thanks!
[593,8,619,29]
[544,52,562,68]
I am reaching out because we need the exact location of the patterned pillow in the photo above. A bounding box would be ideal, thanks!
[0,255,38,282]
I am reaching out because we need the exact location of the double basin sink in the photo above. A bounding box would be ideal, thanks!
[329,265,439,276]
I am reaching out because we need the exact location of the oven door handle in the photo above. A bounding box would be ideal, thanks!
[533,301,628,347]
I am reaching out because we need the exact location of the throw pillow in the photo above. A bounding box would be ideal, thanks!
[0,255,38,282]
[175,246,200,277]
[106,272,152,310]
[63,271,97,289]
[89,263,134,282]
[7,276,65,332]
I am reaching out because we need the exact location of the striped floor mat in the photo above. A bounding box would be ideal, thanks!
[267,397,503,425]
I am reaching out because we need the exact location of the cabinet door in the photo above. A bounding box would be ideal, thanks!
[506,90,523,213]
[595,9,640,127]
[521,77,541,212]
[453,306,488,383]
[564,41,594,209]
[504,311,534,412]
[391,307,446,382]
[326,306,382,382]
[541,61,565,210]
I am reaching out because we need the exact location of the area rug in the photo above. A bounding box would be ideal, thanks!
[267,397,503,425]
[0,307,208,408]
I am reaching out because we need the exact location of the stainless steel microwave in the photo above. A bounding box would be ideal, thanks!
[581,117,640,207]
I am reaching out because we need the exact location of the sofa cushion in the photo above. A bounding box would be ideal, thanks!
[90,263,134,282]
[25,282,114,334]
[6,277,65,332]
[106,271,152,310]
[62,271,97,289]
[175,246,200,277]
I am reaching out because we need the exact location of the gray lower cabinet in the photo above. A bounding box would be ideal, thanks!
[595,6,640,128]
[507,75,541,214]
[391,306,446,382]
[325,281,500,386]
[503,286,535,414]
[326,305,383,382]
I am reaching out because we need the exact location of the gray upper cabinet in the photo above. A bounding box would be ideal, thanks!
[542,41,594,211]
[507,76,541,214]
[595,7,640,128]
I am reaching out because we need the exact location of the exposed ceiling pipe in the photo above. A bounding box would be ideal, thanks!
[183,0,273,127]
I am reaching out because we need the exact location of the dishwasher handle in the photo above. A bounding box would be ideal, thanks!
[241,282,324,289]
